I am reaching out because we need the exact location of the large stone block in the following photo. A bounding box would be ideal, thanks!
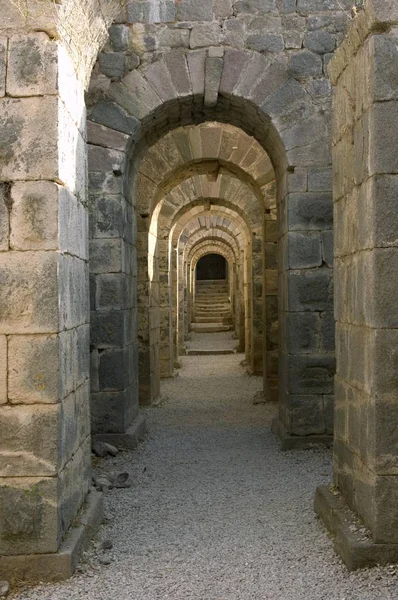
[0,476,60,555]
[8,334,60,405]
[0,183,9,251]
[89,101,140,136]
[126,0,176,23]
[176,0,213,21]
[89,238,124,274]
[91,383,138,434]
[288,354,335,395]
[10,181,58,251]
[288,231,322,269]
[0,251,58,334]
[0,38,5,97]
[58,255,89,330]
[7,33,57,96]
[0,404,59,476]
[288,268,333,312]
[288,192,333,230]
[290,394,326,436]
[0,335,6,404]
[0,97,57,180]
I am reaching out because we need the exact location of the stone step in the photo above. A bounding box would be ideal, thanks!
[186,348,236,356]
[190,323,232,333]
[194,316,233,323]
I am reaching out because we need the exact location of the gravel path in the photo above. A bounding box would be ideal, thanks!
[185,330,238,352]
[14,352,398,600]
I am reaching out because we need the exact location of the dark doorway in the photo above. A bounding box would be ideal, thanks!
[196,254,227,280]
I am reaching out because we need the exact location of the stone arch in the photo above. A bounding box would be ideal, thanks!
[88,44,333,453]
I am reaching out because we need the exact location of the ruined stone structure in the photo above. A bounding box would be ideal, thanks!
[0,0,397,582]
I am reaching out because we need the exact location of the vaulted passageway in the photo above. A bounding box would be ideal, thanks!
[13,348,398,600]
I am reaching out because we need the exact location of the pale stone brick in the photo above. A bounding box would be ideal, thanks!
[7,33,58,96]
[0,335,6,405]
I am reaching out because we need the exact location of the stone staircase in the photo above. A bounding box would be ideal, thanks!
[191,280,232,333]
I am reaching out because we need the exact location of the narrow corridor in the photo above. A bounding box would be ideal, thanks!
[14,337,398,600]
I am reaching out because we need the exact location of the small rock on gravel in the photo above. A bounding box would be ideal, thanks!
[93,476,113,492]
[101,539,113,550]
[92,442,119,458]
[0,581,9,597]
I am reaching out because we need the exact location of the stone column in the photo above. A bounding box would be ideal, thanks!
[264,218,279,402]
[0,24,100,579]
[315,3,398,569]
[273,162,335,448]
[158,238,174,377]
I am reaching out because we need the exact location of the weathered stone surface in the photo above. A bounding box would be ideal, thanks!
[0,184,9,251]
[7,33,58,96]
[126,1,175,23]
[176,0,213,21]
[89,101,140,135]
[0,252,58,334]
[289,50,323,79]
[204,56,223,108]
[10,181,58,251]
[8,335,60,405]
[108,24,130,52]
[190,24,221,49]
[0,336,6,405]
[246,33,284,53]
[99,52,125,78]
[0,38,5,97]
[0,97,57,180]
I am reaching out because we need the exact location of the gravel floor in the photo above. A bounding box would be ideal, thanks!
[14,351,398,599]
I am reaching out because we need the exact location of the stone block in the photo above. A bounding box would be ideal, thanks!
[0,251,58,334]
[290,394,326,436]
[0,38,5,97]
[285,312,320,354]
[7,33,58,96]
[288,50,323,79]
[0,183,9,251]
[164,49,191,97]
[99,53,125,78]
[58,439,90,538]
[246,33,284,53]
[320,311,335,353]
[90,238,124,274]
[176,0,213,21]
[0,476,59,555]
[187,50,206,97]
[96,274,126,310]
[98,348,129,391]
[308,166,332,192]
[304,31,335,54]
[288,192,333,230]
[10,181,58,251]
[58,255,89,330]
[190,24,221,49]
[370,101,398,175]
[219,49,249,96]
[0,336,6,404]
[321,230,333,267]
[0,97,57,180]
[90,310,128,348]
[215,0,233,17]
[88,145,125,174]
[288,268,333,312]
[108,24,130,52]
[109,71,161,121]
[159,27,190,49]
[89,101,140,136]
[234,0,276,13]
[288,355,335,395]
[368,248,398,328]
[92,195,126,239]
[144,58,177,102]
[91,384,138,434]
[205,56,223,108]
[0,403,59,477]
[8,334,60,405]
[288,231,322,269]
[127,0,176,23]
[59,187,88,260]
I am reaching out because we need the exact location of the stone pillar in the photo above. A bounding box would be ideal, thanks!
[264,218,279,402]
[315,3,398,569]
[159,238,174,377]
[273,162,335,448]
[0,25,100,579]
[252,228,263,375]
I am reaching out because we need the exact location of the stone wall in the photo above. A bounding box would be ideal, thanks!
[0,3,94,565]
[326,0,398,545]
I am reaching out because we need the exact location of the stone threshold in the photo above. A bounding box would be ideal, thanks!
[314,484,398,570]
[0,489,103,583]
[271,417,333,450]
[93,413,147,450]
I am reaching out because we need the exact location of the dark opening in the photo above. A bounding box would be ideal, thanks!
[196,254,227,280]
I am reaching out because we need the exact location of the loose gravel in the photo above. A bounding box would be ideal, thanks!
[13,350,398,600]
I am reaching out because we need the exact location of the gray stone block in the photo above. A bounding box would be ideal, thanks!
[288,355,335,395]
[176,0,213,21]
[288,192,333,230]
[321,230,333,267]
[98,348,129,391]
[288,268,333,312]
[90,310,128,348]
[164,49,191,96]
[99,53,125,78]
[0,38,5,97]
[234,0,276,13]
[288,231,322,269]
[288,50,323,79]
[89,101,140,136]
[7,33,58,96]
[246,33,284,53]
[320,311,335,353]
[127,1,175,23]
[304,31,336,54]
[286,312,320,354]
[91,384,138,434]
[108,25,130,52]
[205,56,223,108]
[190,24,221,49]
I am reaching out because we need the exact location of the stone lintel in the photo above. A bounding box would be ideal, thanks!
[0,489,102,583]
[314,484,398,571]
[93,413,146,450]
[271,417,333,451]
